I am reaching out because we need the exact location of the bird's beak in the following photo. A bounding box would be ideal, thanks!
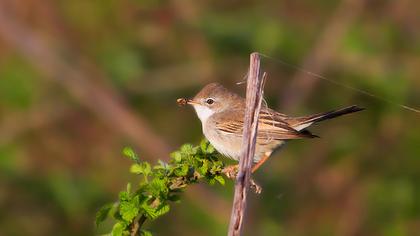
[177,98,199,106]
[186,99,200,105]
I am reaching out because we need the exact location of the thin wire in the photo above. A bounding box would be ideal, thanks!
[258,52,420,114]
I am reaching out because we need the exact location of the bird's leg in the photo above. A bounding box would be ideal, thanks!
[223,152,272,177]
[222,164,239,179]
[222,163,263,194]
[252,151,272,173]
[222,164,262,194]
[250,178,262,194]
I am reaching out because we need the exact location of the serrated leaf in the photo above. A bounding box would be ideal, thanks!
[120,195,140,222]
[95,203,114,227]
[122,147,139,162]
[206,144,215,154]
[180,144,194,155]
[200,139,208,153]
[210,161,224,173]
[199,160,209,175]
[214,175,225,185]
[174,164,189,177]
[155,178,168,194]
[119,191,130,202]
[170,151,182,163]
[111,222,127,236]
[141,202,158,219]
[155,203,170,217]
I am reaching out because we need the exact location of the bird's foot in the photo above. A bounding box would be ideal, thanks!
[222,164,239,179]
[250,178,262,194]
[222,165,262,194]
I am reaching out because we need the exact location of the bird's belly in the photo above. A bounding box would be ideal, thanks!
[203,123,285,162]
[202,123,241,160]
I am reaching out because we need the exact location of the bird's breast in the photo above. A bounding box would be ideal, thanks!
[202,119,242,161]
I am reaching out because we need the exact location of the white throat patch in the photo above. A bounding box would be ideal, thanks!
[193,105,214,123]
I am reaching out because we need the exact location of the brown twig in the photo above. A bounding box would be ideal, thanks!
[227,53,265,236]
[130,214,147,236]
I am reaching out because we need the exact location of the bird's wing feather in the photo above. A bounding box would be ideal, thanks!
[215,109,316,140]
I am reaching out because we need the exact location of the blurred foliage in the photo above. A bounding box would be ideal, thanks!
[0,0,419,236]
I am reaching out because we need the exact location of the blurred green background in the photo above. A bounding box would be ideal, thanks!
[0,0,419,235]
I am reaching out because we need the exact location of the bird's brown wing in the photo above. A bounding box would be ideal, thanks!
[215,108,316,140]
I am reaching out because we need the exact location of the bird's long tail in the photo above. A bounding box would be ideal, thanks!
[290,105,364,131]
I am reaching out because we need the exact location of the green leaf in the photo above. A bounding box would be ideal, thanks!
[200,140,216,154]
[207,144,215,154]
[141,201,170,220]
[122,147,139,163]
[180,144,194,155]
[170,151,182,163]
[119,191,130,202]
[120,196,140,222]
[214,175,225,185]
[200,139,208,153]
[111,222,127,236]
[148,178,168,196]
[174,164,189,177]
[130,164,143,174]
[155,203,170,217]
[141,202,158,219]
[142,162,151,176]
[130,162,151,176]
[199,159,209,175]
[95,203,114,227]
[209,161,224,173]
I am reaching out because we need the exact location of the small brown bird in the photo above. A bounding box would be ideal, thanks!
[181,83,363,173]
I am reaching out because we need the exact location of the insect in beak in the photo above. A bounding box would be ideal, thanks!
[176,98,199,106]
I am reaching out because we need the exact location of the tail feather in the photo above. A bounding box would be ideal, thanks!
[304,105,364,123]
[291,105,364,131]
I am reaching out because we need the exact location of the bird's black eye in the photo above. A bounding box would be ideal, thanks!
[206,98,214,105]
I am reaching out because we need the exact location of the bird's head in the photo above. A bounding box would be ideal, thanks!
[185,83,243,123]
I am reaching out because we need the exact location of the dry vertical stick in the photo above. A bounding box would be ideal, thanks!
[227,52,265,236]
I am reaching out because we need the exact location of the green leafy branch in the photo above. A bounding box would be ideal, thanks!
[96,140,226,236]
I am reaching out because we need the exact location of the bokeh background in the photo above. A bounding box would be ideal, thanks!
[1,0,419,235]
